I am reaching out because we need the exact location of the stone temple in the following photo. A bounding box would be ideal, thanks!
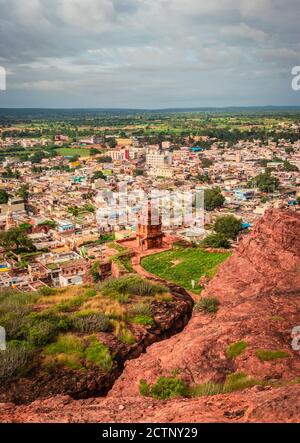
[136,200,163,251]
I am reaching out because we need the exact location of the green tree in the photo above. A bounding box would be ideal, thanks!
[204,187,225,211]
[90,148,99,156]
[201,233,230,249]
[17,185,30,201]
[196,173,211,183]
[214,215,243,240]
[39,220,57,229]
[248,173,279,193]
[98,156,112,163]
[201,158,213,168]
[285,147,294,155]
[283,160,298,172]
[2,167,20,179]
[68,207,80,217]
[0,228,35,252]
[107,138,117,149]
[134,168,145,177]
[0,189,9,204]
[91,171,106,182]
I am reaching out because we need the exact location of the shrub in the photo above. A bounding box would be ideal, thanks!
[256,349,290,361]
[27,311,73,341]
[0,311,29,340]
[72,312,112,333]
[0,291,41,340]
[194,297,220,314]
[0,340,33,384]
[139,379,150,396]
[226,341,248,359]
[201,233,230,249]
[85,337,113,372]
[26,320,58,346]
[57,316,73,331]
[139,376,186,400]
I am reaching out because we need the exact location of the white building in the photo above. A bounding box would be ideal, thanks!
[146,150,172,168]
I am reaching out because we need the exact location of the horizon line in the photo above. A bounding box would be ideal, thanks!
[1,105,300,111]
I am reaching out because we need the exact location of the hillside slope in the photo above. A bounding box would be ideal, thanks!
[1,209,299,423]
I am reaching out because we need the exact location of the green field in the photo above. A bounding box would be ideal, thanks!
[141,247,231,293]
[55,147,91,157]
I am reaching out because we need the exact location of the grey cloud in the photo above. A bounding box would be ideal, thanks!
[0,0,299,107]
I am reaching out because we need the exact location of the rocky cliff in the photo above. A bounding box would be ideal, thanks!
[1,209,299,423]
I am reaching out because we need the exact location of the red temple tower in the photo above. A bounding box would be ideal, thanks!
[136,200,163,251]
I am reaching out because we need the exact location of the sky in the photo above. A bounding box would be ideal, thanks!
[0,0,300,108]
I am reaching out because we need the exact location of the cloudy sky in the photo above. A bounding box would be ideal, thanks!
[0,0,300,108]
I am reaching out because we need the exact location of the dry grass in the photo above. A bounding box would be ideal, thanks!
[36,286,100,309]
[82,294,126,320]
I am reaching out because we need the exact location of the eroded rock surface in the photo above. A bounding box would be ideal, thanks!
[1,209,299,423]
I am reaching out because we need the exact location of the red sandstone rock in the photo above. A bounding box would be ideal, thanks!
[1,209,299,423]
[204,209,300,302]
[0,385,299,423]
[109,210,300,401]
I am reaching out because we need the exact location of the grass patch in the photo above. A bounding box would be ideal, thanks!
[45,334,84,356]
[108,242,128,253]
[117,327,136,345]
[131,315,154,326]
[55,147,91,157]
[85,337,113,372]
[44,334,84,370]
[56,295,88,312]
[194,297,219,314]
[256,349,290,361]
[100,275,167,299]
[223,372,259,392]
[84,289,97,297]
[113,255,134,273]
[141,247,230,293]
[38,287,57,296]
[139,376,186,400]
[188,373,261,398]
[130,303,152,317]
[188,381,224,397]
[226,341,248,359]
